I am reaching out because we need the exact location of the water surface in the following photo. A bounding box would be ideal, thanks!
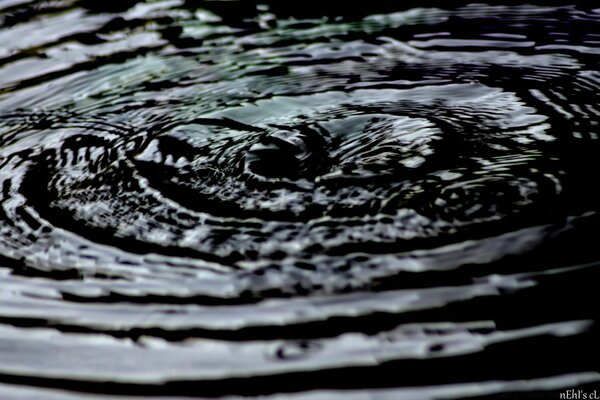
[0,1,599,398]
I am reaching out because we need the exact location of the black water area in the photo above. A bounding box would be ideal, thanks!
[0,1,599,399]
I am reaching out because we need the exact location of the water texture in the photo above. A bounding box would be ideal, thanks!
[0,1,599,398]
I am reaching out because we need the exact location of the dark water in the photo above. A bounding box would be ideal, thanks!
[0,1,599,398]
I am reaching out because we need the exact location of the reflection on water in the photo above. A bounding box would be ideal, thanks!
[0,1,599,398]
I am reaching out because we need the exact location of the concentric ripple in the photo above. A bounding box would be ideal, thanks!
[0,1,599,399]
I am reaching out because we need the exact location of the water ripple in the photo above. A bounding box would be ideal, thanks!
[0,1,599,398]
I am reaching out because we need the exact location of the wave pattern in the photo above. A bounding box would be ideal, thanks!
[0,1,600,398]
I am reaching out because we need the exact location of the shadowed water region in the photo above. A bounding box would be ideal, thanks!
[0,0,599,398]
